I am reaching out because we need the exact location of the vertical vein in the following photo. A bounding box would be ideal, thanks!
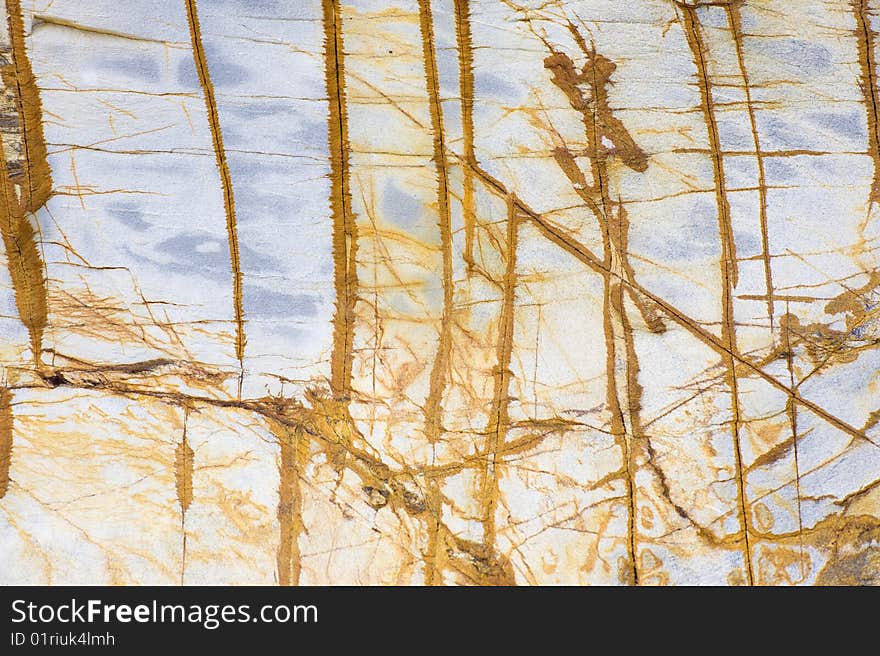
[453,0,477,268]
[0,135,47,367]
[174,407,193,586]
[478,196,518,569]
[782,307,806,581]
[0,0,49,368]
[419,0,455,445]
[593,135,640,589]
[184,0,245,395]
[418,0,455,584]
[679,5,738,287]
[276,424,306,586]
[679,3,753,584]
[604,202,644,587]
[423,474,442,585]
[543,38,647,584]
[853,0,880,204]
[323,0,359,400]
[727,2,775,338]
[0,387,12,499]
[4,0,52,212]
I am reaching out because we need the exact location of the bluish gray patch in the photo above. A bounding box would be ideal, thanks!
[764,157,796,182]
[763,39,832,74]
[228,155,274,179]
[699,5,730,29]
[807,111,867,142]
[474,71,521,102]
[99,56,160,83]
[382,180,423,230]
[0,285,19,317]
[732,229,760,256]
[285,118,330,153]
[155,232,276,275]
[213,0,282,13]
[715,117,753,150]
[176,44,249,90]
[244,284,318,317]
[233,187,298,221]
[436,46,460,97]
[225,101,290,120]
[227,155,313,221]
[651,199,722,261]
[107,203,150,231]
[737,6,759,30]
[758,115,805,150]
[443,101,462,139]
[237,238,286,274]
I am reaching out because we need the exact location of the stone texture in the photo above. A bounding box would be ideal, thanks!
[0,0,878,585]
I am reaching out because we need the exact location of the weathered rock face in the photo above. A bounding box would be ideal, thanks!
[0,0,877,586]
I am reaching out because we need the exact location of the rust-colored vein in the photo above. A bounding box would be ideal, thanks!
[419,0,455,445]
[0,387,11,499]
[184,0,245,392]
[174,418,194,514]
[528,213,873,444]
[27,347,869,580]
[453,0,477,268]
[0,138,47,367]
[853,0,880,203]
[477,196,518,579]
[607,202,651,586]
[679,5,738,287]
[456,153,875,448]
[418,0,456,586]
[602,264,639,586]
[174,409,193,585]
[276,421,306,586]
[3,0,52,212]
[726,2,775,337]
[323,0,359,400]
[423,474,443,585]
[543,37,650,584]
[679,3,753,584]
[782,305,806,581]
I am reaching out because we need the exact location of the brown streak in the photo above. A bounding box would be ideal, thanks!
[0,137,47,367]
[477,196,518,578]
[419,0,455,585]
[853,0,880,203]
[0,387,11,499]
[419,0,455,446]
[525,213,872,446]
[276,422,306,586]
[542,40,647,584]
[783,302,806,580]
[324,0,359,400]
[680,5,738,287]
[174,408,192,586]
[174,415,194,514]
[443,152,872,450]
[184,0,245,392]
[453,0,477,269]
[3,0,52,212]
[679,3,753,583]
[727,2,775,337]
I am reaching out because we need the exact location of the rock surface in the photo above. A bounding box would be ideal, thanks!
[0,0,878,585]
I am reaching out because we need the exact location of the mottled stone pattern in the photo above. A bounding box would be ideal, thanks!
[0,17,23,179]
[0,0,878,586]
